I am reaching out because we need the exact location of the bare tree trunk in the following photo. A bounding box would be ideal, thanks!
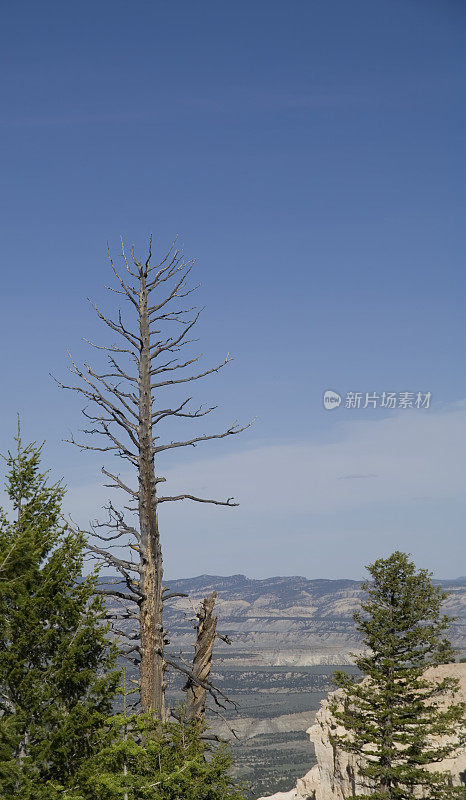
[138,517,165,718]
[185,592,218,722]
[138,268,165,718]
[122,668,129,800]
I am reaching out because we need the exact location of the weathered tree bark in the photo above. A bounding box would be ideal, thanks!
[184,592,218,722]
[56,238,250,719]
[137,266,165,718]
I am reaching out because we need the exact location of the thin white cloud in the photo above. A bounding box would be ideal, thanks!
[65,401,466,524]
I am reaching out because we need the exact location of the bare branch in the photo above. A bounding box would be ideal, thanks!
[88,299,140,348]
[156,494,238,507]
[149,306,196,324]
[107,246,139,309]
[154,419,254,453]
[82,361,139,421]
[120,645,142,656]
[107,354,138,383]
[82,339,139,363]
[150,354,201,376]
[119,238,140,278]
[57,353,139,433]
[106,612,139,621]
[101,468,139,498]
[152,398,216,425]
[90,502,141,544]
[112,627,139,641]
[97,588,141,604]
[64,428,137,465]
[82,368,138,404]
[150,310,202,358]
[146,254,191,293]
[87,542,141,577]
[164,656,231,711]
[151,354,231,388]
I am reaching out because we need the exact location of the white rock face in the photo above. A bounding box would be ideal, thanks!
[257,663,466,800]
[257,793,299,800]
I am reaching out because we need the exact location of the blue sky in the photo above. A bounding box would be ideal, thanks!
[0,1,464,579]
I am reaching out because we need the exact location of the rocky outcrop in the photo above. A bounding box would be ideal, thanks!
[102,574,466,667]
[257,663,466,800]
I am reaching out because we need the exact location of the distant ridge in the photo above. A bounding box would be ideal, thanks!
[97,573,466,587]
[99,573,465,664]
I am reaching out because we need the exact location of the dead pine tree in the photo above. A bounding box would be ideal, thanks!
[56,238,251,721]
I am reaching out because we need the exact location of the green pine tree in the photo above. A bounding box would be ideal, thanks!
[50,672,247,800]
[0,430,120,798]
[66,712,247,800]
[331,551,466,800]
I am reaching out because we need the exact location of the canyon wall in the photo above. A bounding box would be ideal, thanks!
[258,663,466,800]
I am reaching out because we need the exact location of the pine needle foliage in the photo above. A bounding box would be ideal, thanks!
[331,551,466,800]
[40,674,246,800]
[0,431,119,798]
[47,711,247,800]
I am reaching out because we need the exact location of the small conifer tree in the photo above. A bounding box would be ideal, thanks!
[0,430,119,798]
[332,551,465,800]
[67,710,246,800]
[41,672,246,800]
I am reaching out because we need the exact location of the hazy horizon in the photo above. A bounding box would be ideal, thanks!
[96,571,466,583]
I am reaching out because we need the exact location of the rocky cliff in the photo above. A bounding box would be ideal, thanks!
[101,574,466,666]
[257,663,466,800]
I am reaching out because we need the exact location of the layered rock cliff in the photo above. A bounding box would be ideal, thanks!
[101,574,466,666]
[257,663,466,800]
